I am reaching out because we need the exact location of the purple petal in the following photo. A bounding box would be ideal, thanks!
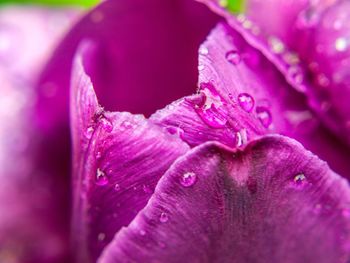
[0,7,80,263]
[151,22,350,178]
[37,0,219,131]
[70,42,190,262]
[99,135,350,263]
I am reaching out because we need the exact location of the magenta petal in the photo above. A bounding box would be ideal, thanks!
[70,43,190,262]
[99,135,350,263]
[151,21,350,178]
[38,0,219,131]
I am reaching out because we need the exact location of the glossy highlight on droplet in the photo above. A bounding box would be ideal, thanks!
[237,93,255,112]
[225,50,241,65]
[159,212,169,223]
[96,168,109,186]
[256,106,272,128]
[180,172,197,187]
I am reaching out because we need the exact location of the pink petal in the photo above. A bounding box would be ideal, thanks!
[99,135,350,263]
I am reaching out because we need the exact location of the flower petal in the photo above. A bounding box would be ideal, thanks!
[37,0,219,131]
[70,42,190,262]
[99,135,350,263]
[151,22,350,178]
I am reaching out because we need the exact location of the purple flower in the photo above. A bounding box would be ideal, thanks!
[1,0,350,262]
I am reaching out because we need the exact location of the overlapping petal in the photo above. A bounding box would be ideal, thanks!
[99,135,350,263]
[151,21,350,178]
[70,42,190,262]
[38,0,219,131]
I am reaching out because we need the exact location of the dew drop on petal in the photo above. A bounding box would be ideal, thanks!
[114,183,121,192]
[342,209,350,219]
[96,151,102,159]
[159,212,169,223]
[121,120,135,130]
[294,173,306,186]
[256,106,272,128]
[236,129,248,147]
[142,184,152,194]
[139,230,146,236]
[287,66,304,86]
[225,50,241,65]
[180,172,197,187]
[238,93,255,112]
[96,168,109,186]
[268,36,285,54]
[85,126,94,139]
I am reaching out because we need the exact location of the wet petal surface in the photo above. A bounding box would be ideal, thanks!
[70,43,190,262]
[99,135,350,263]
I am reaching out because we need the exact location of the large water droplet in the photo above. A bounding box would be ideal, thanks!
[225,50,241,65]
[256,106,272,128]
[194,83,228,128]
[180,172,197,187]
[237,93,255,112]
[96,168,109,186]
[159,212,169,223]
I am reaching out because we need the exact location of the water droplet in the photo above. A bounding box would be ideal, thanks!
[294,173,306,185]
[199,46,209,55]
[96,151,102,159]
[287,66,304,85]
[98,232,106,241]
[159,212,169,223]
[100,118,113,132]
[237,93,255,112]
[180,172,197,187]
[256,106,272,128]
[120,120,135,129]
[268,37,285,54]
[139,230,146,236]
[96,169,109,186]
[316,73,330,87]
[114,183,121,192]
[85,127,94,139]
[194,83,228,128]
[225,50,241,65]
[236,129,248,147]
[335,37,348,52]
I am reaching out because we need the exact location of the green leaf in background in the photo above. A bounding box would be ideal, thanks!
[219,0,245,13]
[0,0,99,7]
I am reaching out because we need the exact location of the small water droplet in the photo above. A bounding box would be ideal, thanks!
[287,66,304,85]
[180,172,197,187]
[96,151,102,159]
[335,37,348,52]
[96,169,109,186]
[256,106,272,128]
[236,129,248,147]
[85,127,94,139]
[199,46,209,55]
[316,73,330,87]
[268,37,285,54]
[159,212,169,223]
[225,50,241,65]
[237,93,255,112]
[114,183,121,192]
[100,118,113,132]
[98,232,106,242]
[121,120,135,130]
[139,230,146,236]
[294,173,306,185]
